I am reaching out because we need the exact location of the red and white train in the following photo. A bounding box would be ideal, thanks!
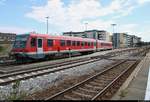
[11,33,112,60]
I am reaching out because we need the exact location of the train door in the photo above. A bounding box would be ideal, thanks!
[37,38,43,54]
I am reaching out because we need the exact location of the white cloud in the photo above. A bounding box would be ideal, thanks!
[26,0,140,32]
[25,0,150,41]
[0,26,33,34]
[138,0,150,4]
[118,24,138,33]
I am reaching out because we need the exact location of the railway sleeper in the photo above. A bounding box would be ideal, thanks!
[72,90,93,99]
[64,91,88,100]
[78,87,99,93]
[82,85,103,92]
[89,81,102,86]
[84,84,103,90]
[74,88,97,97]
[63,95,81,100]
[96,77,113,81]
[94,79,112,84]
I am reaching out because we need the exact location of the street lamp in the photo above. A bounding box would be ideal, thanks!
[84,22,88,38]
[111,24,117,34]
[85,22,88,31]
[111,24,117,49]
[46,16,49,34]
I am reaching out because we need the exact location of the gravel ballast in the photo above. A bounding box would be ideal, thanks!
[0,59,115,100]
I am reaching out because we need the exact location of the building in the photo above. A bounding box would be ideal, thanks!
[0,32,16,43]
[63,30,110,42]
[63,31,84,38]
[113,33,141,48]
[131,35,141,47]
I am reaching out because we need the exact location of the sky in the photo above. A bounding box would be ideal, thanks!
[0,0,150,41]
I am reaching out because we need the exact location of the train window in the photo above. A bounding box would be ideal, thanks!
[77,41,80,46]
[31,38,36,47]
[94,42,96,46]
[72,41,76,46]
[75,41,78,46]
[38,39,42,48]
[47,39,53,47]
[85,42,87,46]
[91,42,93,46]
[88,42,90,46]
[67,40,71,46]
[81,42,84,46]
[60,40,65,46]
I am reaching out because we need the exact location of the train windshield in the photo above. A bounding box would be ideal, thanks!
[13,35,29,48]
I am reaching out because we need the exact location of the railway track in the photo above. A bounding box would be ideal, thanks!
[0,56,107,85]
[0,49,126,74]
[0,48,145,86]
[0,48,138,67]
[45,60,139,100]
[0,57,93,74]
[0,48,141,74]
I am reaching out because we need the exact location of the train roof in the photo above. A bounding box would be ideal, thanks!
[21,33,112,43]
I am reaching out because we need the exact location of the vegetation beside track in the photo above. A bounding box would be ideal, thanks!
[0,44,12,56]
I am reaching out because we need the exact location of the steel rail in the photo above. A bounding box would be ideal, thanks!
[92,60,138,100]
[0,58,103,85]
[45,60,127,100]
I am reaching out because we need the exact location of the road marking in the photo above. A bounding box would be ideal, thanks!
[145,66,150,100]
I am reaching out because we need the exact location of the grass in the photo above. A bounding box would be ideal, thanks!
[0,46,4,52]
[119,89,128,99]
[0,44,12,56]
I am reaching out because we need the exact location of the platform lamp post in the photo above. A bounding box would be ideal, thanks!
[111,24,116,34]
[46,16,49,34]
[84,22,88,38]
[111,24,117,49]
[85,22,88,31]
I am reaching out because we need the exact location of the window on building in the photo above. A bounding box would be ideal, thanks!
[31,38,36,47]
[60,40,65,46]
[47,39,53,47]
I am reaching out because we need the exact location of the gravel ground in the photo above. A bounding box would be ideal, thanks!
[0,59,115,100]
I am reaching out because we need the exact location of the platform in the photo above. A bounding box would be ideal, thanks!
[111,51,150,100]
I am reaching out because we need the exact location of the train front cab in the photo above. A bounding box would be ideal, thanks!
[11,34,29,60]
[11,34,46,60]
